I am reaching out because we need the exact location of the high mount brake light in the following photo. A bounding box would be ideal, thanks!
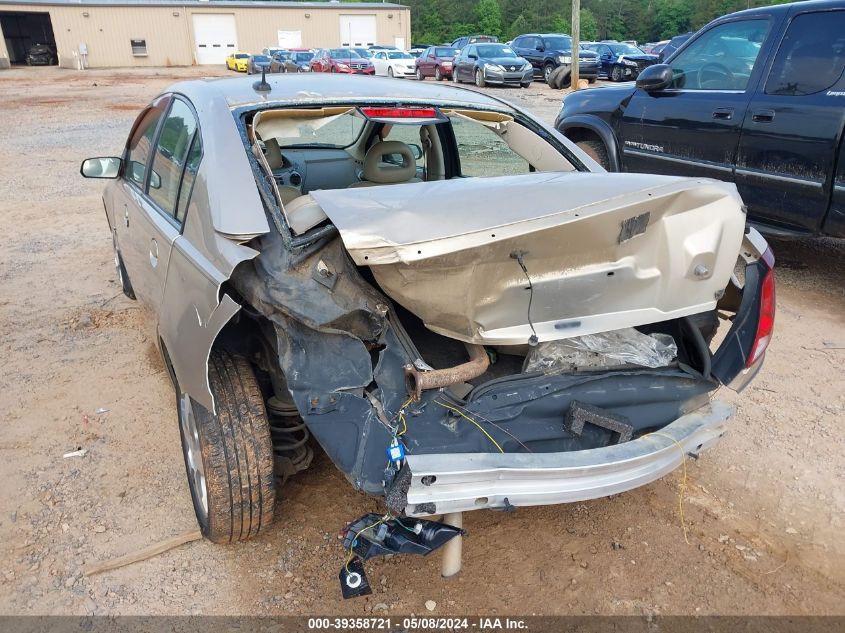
[747,248,775,368]
[360,107,438,118]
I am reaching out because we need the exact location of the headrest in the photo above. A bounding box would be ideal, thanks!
[362,141,417,183]
[263,138,284,171]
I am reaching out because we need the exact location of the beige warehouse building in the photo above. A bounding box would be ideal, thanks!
[0,0,410,69]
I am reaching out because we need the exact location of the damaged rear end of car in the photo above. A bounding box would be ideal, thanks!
[216,89,775,519]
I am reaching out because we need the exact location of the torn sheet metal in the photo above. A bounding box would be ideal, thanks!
[310,172,746,346]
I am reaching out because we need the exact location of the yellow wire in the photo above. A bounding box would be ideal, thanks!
[344,515,388,573]
[396,397,413,437]
[649,431,689,544]
[435,400,504,453]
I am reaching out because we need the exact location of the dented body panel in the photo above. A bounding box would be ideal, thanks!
[311,172,746,345]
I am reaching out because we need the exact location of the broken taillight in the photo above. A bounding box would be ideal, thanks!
[746,248,775,367]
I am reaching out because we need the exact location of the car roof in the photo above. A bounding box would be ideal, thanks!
[166,73,518,111]
[725,0,842,18]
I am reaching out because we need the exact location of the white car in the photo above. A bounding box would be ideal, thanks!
[371,50,418,78]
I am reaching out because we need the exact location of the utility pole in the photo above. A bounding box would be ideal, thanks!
[571,0,580,90]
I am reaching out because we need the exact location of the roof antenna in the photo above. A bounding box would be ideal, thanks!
[253,65,271,93]
[510,250,539,347]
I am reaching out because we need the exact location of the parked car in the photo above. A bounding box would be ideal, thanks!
[80,73,774,550]
[556,0,845,238]
[414,46,459,81]
[408,48,427,58]
[270,49,313,73]
[368,45,398,52]
[225,52,249,72]
[351,47,374,59]
[450,34,498,51]
[511,33,600,85]
[658,32,693,62]
[371,50,417,78]
[26,43,56,65]
[452,42,533,87]
[247,54,272,75]
[642,40,669,55]
[262,47,286,58]
[584,41,658,81]
[309,48,374,74]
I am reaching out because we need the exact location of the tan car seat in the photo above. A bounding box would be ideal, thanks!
[348,140,421,188]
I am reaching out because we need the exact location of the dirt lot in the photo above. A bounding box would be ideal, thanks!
[0,66,843,617]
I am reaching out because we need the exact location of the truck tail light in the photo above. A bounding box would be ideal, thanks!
[746,248,775,367]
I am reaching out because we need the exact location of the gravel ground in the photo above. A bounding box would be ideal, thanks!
[0,66,842,617]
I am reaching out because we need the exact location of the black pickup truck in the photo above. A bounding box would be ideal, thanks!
[556,0,845,238]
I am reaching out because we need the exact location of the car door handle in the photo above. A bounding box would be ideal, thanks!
[712,107,734,120]
[149,239,158,268]
[752,109,775,122]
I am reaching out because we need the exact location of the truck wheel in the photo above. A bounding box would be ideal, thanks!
[177,349,276,544]
[611,66,622,82]
[576,139,611,170]
[543,63,555,84]
[475,68,486,87]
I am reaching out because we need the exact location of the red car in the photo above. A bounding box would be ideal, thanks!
[414,45,459,81]
[309,47,374,74]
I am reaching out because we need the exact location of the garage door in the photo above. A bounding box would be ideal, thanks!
[192,14,236,65]
[339,14,377,47]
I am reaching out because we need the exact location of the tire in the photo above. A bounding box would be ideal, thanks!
[452,69,459,83]
[176,349,276,544]
[416,67,424,81]
[434,66,443,81]
[112,235,135,300]
[331,66,336,73]
[475,68,486,88]
[388,66,394,78]
[588,77,597,84]
[521,81,531,88]
[549,65,571,90]
[611,66,622,82]
[543,63,555,85]
[576,139,611,170]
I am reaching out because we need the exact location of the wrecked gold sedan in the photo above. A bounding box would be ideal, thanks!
[81,74,774,545]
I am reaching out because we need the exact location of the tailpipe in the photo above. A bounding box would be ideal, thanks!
[404,344,490,400]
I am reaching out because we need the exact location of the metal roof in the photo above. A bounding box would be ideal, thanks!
[0,0,406,8]
[168,72,513,111]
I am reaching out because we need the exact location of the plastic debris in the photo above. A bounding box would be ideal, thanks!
[524,327,677,373]
[95,408,109,415]
[63,448,88,458]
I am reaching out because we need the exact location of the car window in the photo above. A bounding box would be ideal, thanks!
[148,99,199,219]
[176,133,202,224]
[381,124,424,169]
[544,36,571,50]
[126,97,169,188]
[765,11,845,96]
[435,47,458,57]
[273,109,366,149]
[449,115,530,177]
[668,19,769,90]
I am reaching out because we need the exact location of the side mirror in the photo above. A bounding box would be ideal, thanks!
[149,169,162,190]
[80,156,121,179]
[409,143,423,160]
[636,63,673,91]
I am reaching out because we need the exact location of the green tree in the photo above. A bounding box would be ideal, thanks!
[476,0,504,37]
[580,8,599,41]
[506,13,529,40]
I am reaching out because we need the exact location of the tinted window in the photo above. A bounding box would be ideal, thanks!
[176,134,202,224]
[148,99,199,219]
[544,36,572,50]
[331,48,361,58]
[668,19,769,90]
[126,97,169,188]
[477,45,517,58]
[450,115,529,177]
[435,47,458,57]
[765,11,845,96]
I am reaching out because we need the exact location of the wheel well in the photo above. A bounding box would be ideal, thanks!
[564,127,603,146]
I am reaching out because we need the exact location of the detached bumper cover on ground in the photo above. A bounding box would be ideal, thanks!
[404,400,733,516]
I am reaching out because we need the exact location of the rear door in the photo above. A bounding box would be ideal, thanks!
[735,7,845,234]
[618,17,778,180]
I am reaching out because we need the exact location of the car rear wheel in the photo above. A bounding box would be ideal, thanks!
[611,66,622,81]
[416,67,424,81]
[176,348,276,544]
[576,139,611,170]
[435,66,443,81]
[475,69,486,88]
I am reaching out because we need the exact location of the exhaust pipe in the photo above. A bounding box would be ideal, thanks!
[404,344,490,400]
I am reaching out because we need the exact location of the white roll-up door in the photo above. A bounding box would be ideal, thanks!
[192,14,237,65]
[339,14,377,47]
